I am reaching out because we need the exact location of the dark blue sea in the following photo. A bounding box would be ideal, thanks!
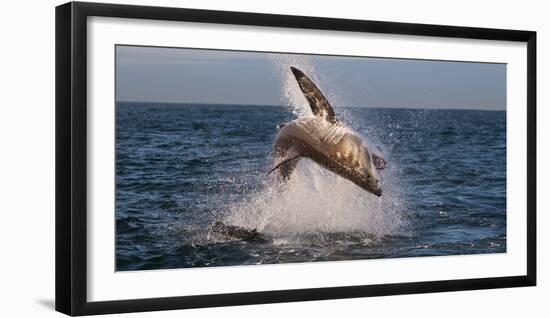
[116,102,506,271]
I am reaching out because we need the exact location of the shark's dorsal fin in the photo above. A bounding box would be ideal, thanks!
[291,67,337,124]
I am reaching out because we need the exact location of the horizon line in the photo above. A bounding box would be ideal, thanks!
[116,101,506,112]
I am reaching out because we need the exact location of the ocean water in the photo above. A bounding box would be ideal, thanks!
[116,102,506,271]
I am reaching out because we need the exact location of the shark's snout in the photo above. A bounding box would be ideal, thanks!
[372,185,382,197]
[361,178,382,197]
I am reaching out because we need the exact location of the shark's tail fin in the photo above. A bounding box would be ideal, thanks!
[290,66,337,124]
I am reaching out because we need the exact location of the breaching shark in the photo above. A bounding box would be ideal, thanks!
[269,66,386,197]
[210,66,387,242]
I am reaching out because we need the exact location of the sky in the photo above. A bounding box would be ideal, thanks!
[116,45,506,111]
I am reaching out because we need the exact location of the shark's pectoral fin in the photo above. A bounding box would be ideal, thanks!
[269,146,303,179]
[268,154,302,177]
[290,66,337,124]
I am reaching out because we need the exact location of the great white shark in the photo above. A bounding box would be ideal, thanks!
[270,66,386,197]
[210,66,387,242]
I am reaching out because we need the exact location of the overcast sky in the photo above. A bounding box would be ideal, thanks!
[116,45,506,111]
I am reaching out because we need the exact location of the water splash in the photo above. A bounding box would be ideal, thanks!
[225,162,407,237]
[221,55,409,240]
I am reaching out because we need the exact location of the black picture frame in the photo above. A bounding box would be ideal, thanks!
[55,1,537,316]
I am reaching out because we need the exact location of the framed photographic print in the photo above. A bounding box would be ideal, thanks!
[55,1,536,316]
